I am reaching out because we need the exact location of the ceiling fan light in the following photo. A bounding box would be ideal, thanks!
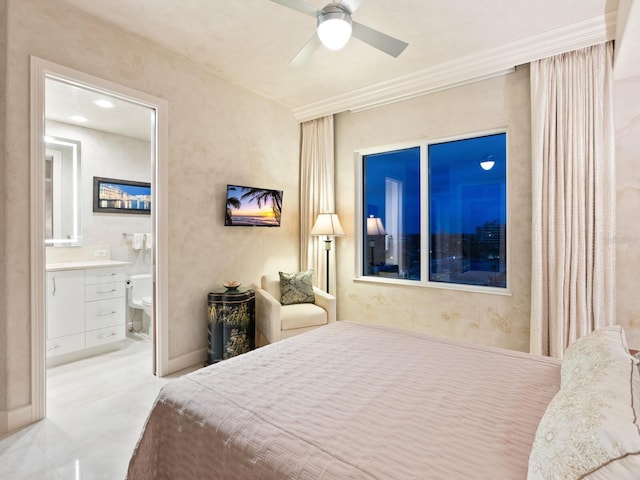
[317,8,352,51]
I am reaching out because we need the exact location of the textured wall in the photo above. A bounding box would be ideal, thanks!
[615,75,640,349]
[3,0,299,413]
[335,65,532,352]
[0,0,7,415]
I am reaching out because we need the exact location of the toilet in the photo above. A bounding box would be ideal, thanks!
[126,273,153,333]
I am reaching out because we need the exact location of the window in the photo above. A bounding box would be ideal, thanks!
[362,147,421,280]
[361,132,507,290]
[428,133,507,288]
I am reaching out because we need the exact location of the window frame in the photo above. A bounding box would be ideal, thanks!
[355,128,510,295]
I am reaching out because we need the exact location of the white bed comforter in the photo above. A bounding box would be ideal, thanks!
[127,321,560,479]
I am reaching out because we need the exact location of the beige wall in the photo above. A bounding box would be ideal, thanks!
[334,65,533,352]
[1,0,299,420]
[615,74,640,349]
[0,0,7,415]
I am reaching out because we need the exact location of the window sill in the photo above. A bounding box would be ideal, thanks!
[352,275,512,296]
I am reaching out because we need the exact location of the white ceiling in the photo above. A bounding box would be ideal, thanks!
[46,78,153,141]
[50,0,617,133]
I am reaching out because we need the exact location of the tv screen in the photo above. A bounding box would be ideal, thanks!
[225,185,283,227]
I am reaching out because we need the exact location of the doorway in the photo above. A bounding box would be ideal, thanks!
[30,57,170,421]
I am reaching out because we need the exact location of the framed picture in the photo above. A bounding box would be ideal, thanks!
[93,177,151,214]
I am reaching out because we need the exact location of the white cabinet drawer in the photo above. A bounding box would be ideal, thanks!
[85,268,125,285]
[46,333,85,357]
[85,281,125,302]
[85,325,125,348]
[85,298,125,331]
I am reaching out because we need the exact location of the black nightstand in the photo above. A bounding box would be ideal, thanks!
[206,287,255,365]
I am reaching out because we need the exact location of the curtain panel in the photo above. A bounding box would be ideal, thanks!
[530,42,616,357]
[299,116,336,292]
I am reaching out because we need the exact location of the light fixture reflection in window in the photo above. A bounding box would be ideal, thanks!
[480,155,495,171]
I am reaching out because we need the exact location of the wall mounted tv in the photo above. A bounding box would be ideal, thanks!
[225,184,283,227]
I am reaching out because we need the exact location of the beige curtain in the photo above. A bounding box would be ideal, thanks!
[299,115,336,291]
[530,42,616,357]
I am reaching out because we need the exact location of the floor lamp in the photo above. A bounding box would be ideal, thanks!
[310,213,346,294]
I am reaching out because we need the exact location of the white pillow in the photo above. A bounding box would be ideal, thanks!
[561,325,632,389]
[528,358,640,479]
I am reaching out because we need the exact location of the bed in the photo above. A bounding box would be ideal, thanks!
[127,321,640,480]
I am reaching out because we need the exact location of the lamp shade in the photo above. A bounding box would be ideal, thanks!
[366,215,386,235]
[310,213,346,237]
[317,5,352,51]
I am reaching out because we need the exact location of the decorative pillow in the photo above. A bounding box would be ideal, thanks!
[561,325,632,389]
[528,357,640,480]
[279,270,315,306]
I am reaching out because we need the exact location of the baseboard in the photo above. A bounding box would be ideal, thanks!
[165,348,207,376]
[46,342,122,368]
[0,404,35,434]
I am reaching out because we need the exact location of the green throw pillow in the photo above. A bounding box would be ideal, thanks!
[279,270,315,305]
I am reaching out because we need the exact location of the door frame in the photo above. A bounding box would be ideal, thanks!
[29,57,170,422]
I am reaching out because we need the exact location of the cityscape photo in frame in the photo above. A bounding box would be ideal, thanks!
[93,176,151,214]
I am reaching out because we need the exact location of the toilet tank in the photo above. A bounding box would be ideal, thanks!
[127,273,152,306]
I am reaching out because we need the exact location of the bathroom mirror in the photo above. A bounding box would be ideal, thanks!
[44,136,82,246]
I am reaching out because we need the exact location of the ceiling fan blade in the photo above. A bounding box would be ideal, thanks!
[351,21,408,58]
[268,0,319,18]
[340,0,365,14]
[290,33,322,66]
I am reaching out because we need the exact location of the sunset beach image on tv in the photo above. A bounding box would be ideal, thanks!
[225,185,283,227]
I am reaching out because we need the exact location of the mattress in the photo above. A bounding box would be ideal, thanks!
[127,321,560,479]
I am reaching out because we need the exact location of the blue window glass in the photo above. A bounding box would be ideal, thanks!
[362,147,421,280]
[428,133,507,288]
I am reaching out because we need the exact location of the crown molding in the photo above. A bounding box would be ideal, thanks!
[292,12,616,122]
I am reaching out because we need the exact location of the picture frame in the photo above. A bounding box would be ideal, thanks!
[93,176,151,214]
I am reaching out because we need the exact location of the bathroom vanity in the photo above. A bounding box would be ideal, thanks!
[46,260,129,362]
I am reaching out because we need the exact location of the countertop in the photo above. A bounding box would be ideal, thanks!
[45,260,130,272]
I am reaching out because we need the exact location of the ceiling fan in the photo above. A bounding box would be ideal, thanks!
[269,0,409,65]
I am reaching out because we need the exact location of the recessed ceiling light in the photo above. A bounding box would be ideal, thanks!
[93,99,115,109]
[69,115,88,123]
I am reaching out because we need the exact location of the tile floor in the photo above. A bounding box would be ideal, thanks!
[0,335,201,479]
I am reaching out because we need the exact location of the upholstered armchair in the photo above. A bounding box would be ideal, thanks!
[255,273,336,346]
